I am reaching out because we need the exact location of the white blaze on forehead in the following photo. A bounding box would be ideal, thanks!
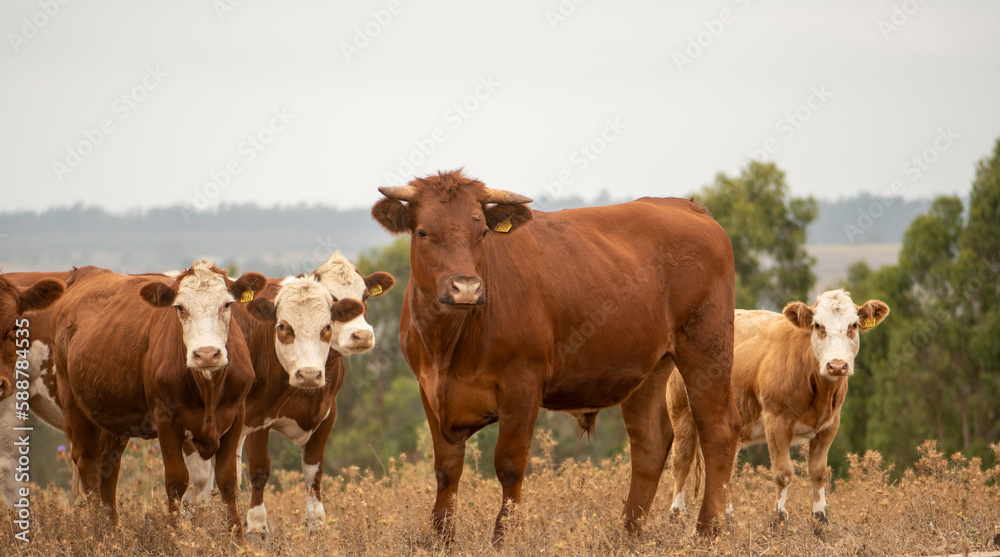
[810,289,861,377]
[274,274,336,379]
[175,259,233,371]
[314,251,375,355]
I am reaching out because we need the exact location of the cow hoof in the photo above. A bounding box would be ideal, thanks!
[669,507,684,520]
[812,511,829,525]
[770,511,788,532]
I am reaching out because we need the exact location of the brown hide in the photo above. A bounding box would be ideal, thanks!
[373,170,740,539]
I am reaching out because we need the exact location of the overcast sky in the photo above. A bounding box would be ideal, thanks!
[2,1,999,215]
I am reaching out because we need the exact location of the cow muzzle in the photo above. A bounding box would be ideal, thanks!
[824,359,852,378]
[292,367,325,389]
[190,346,226,371]
[441,276,484,306]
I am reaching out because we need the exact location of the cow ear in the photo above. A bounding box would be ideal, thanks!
[230,272,267,302]
[782,301,814,329]
[363,272,395,297]
[857,299,890,333]
[140,282,176,307]
[330,299,365,323]
[246,298,276,322]
[372,198,412,234]
[18,279,65,313]
[484,203,532,234]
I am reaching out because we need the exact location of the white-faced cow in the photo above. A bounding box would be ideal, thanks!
[51,261,266,545]
[666,289,889,526]
[371,169,741,541]
[179,252,394,534]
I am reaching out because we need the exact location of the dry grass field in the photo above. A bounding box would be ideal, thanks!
[2,432,998,556]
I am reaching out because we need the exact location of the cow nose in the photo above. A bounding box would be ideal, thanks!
[192,347,222,368]
[826,359,849,375]
[448,276,483,304]
[351,330,374,348]
[294,368,323,387]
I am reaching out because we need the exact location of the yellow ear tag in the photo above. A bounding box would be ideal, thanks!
[493,217,512,233]
[240,290,254,303]
[862,316,876,329]
[368,284,383,297]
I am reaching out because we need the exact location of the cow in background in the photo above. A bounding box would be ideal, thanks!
[372,169,740,541]
[181,252,394,534]
[667,289,889,526]
[51,261,265,545]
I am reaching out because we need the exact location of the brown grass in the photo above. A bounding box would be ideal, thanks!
[2,434,998,556]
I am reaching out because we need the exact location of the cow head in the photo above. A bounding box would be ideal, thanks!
[244,274,367,388]
[783,289,890,380]
[0,275,65,400]
[312,252,395,355]
[140,260,266,376]
[371,169,531,307]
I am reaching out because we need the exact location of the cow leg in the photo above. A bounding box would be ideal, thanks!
[302,412,336,533]
[0,397,18,507]
[762,413,795,522]
[665,368,698,516]
[419,386,465,541]
[181,440,214,514]
[154,418,190,524]
[674,322,740,535]
[59,383,105,509]
[214,406,247,545]
[492,393,541,545]
[808,416,839,526]
[96,431,129,523]
[243,428,271,535]
[620,363,674,534]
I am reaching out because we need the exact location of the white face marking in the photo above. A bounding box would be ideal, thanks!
[671,490,686,513]
[273,275,337,388]
[813,487,827,514]
[315,252,376,355]
[173,261,234,373]
[246,503,269,533]
[809,289,861,380]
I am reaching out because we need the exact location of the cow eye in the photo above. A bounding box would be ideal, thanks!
[416,229,428,239]
[224,301,233,309]
[277,323,285,331]
[482,228,488,238]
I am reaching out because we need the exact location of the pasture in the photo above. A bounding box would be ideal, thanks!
[3,431,998,556]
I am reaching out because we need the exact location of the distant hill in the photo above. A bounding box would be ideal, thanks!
[0,194,934,274]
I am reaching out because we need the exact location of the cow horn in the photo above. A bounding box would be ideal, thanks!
[481,187,533,205]
[378,185,418,201]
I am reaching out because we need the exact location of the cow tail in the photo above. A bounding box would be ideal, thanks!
[693,442,705,500]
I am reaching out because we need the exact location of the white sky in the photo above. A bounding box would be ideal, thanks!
[2,0,998,214]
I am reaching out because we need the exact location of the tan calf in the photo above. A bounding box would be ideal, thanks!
[667,289,889,525]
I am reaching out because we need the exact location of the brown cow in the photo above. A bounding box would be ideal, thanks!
[371,169,740,540]
[180,253,394,534]
[51,261,266,545]
[666,289,889,526]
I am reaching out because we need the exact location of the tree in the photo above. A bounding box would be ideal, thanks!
[695,161,818,310]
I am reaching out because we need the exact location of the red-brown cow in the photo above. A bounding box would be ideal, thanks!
[180,253,394,534]
[371,170,740,541]
[51,261,265,545]
[666,289,889,526]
